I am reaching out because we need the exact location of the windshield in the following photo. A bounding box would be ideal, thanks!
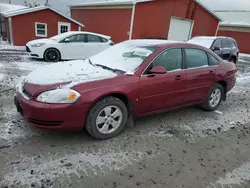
[187,38,214,48]
[90,42,157,73]
[50,32,71,41]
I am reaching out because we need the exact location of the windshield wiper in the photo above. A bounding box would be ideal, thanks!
[88,58,93,65]
[95,64,125,74]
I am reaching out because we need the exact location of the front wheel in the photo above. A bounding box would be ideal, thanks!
[85,97,128,140]
[44,48,60,62]
[201,84,224,111]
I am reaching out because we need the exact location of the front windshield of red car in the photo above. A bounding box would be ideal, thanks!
[90,42,156,73]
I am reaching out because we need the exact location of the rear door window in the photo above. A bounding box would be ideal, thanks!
[184,48,209,69]
[208,53,220,66]
[86,34,101,43]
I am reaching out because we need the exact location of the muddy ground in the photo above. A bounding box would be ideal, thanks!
[0,50,250,188]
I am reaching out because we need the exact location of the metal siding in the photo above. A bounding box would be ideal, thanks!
[70,0,218,42]
[191,3,219,37]
[71,8,131,43]
[12,9,79,46]
[133,0,175,39]
[218,29,250,54]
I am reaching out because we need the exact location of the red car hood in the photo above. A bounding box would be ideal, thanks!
[21,60,117,97]
[23,82,69,97]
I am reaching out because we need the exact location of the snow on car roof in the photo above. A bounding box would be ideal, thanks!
[0,3,26,14]
[121,39,180,46]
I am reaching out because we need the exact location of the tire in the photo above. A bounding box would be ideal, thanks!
[201,83,224,111]
[85,96,128,140]
[44,48,60,62]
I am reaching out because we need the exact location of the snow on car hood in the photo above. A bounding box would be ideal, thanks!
[27,38,56,45]
[24,60,117,86]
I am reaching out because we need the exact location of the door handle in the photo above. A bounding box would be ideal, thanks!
[209,70,214,74]
[175,75,184,81]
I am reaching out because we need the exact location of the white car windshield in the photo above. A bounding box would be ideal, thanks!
[50,33,71,41]
[187,38,214,48]
[89,42,156,73]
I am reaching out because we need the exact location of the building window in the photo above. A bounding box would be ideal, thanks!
[35,22,47,37]
[58,22,71,34]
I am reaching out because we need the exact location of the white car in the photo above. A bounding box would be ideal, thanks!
[26,31,114,62]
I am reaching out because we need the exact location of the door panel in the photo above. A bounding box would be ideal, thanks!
[138,71,185,114]
[84,34,110,58]
[221,39,231,60]
[138,48,185,114]
[183,48,215,104]
[60,34,86,60]
[185,67,215,104]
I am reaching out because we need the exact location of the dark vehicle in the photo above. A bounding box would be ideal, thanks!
[187,36,239,64]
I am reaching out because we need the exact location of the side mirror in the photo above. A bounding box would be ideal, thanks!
[213,46,220,51]
[64,38,70,43]
[149,66,166,74]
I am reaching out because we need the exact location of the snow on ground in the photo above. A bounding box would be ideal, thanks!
[239,53,250,62]
[212,161,250,187]
[2,149,144,186]
[0,41,25,51]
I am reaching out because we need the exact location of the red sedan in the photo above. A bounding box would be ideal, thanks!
[14,40,237,139]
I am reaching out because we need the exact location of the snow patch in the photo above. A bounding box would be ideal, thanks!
[90,41,156,73]
[2,150,144,186]
[0,43,25,51]
[0,3,26,14]
[212,161,250,187]
[25,60,117,85]
[0,73,4,81]
[187,37,214,48]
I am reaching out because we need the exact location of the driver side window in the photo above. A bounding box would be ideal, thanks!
[144,48,182,74]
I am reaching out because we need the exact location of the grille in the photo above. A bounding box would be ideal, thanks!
[26,46,31,52]
[22,87,32,98]
[28,119,63,126]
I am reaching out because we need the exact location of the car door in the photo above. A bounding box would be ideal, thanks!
[184,48,215,104]
[59,34,86,60]
[221,39,231,60]
[83,34,110,58]
[211,39,223,58]
[138,48,185,114]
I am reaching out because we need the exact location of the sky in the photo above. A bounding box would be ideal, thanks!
[0,0,249,15]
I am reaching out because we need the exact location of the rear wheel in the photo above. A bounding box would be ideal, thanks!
[44,48,60,62]
[85,97,128,140]
[201,84,224,111]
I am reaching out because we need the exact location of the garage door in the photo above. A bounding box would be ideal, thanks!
[168,17,193,41]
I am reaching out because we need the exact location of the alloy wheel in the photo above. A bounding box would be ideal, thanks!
[209,88,222,108]
[96,105,123,134]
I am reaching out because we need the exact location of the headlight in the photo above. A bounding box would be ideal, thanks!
[31,43,45,47]
[36,88,81,104]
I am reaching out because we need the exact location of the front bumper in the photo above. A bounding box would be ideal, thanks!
[26,44,44,59]
[14,92,90,131]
